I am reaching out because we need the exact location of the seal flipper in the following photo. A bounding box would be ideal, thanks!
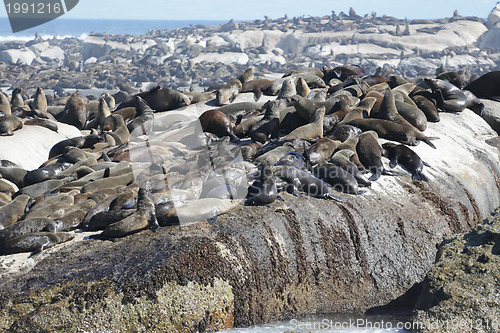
[382,168,405,177]
[423,161,431,167]
[253,88,262,101]
[325,193,348,202]
[29,238,52,257]
[421,138,437,149]
[368,169,381,181]
[411,172,429,182]
[229,91,238,104]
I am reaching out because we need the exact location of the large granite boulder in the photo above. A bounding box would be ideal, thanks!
[0,100,498,332]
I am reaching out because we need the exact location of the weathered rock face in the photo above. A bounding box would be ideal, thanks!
[0,105,498,332]
[411,209,500,333]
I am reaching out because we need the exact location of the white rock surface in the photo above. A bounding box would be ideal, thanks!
[0,48,36,65]
[191,52,249,65]
[0,122,81,170]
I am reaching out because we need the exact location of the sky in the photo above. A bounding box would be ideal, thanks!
[0,0,497,21]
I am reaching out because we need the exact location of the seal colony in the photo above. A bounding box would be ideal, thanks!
[0,63,495,256]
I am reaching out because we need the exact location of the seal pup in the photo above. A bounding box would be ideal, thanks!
[216,79,242,106]
[382,142,429,181]
[246,161,278,206]
[425,78,467,112]
[249,100,280,144]
[356,131,402,181]
[411,94,440,122]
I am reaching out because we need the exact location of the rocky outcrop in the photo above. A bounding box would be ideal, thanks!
[0,103,498,332]
[411,209,500,333]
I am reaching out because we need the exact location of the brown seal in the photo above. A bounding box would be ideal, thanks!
[84,97,111,130]
[284,106,325,140]
[411,94,440,122]
[199,109,239,142]
[59,91,87,129]
[116,86,191,112]
[241,79,274,101]
[304,137,341,166]
[24,118,58,132]
[0,231,75,255]
[49,134,104,159]
[238,67,255,83]
[28,87,49,118]
[216,79,243,106]
[0,194,30,230]
[0,90,11,115]
[0,115,23,136]
[346,118,437,149]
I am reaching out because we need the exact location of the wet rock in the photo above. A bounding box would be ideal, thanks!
[411,209,500,333]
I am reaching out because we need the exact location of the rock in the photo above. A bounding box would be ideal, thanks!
[411,209,500,333]
[0,48,36,65]
[479,99,500,134]
[191,52,249,65]
[0,103,498,332]
[0,122,81,170]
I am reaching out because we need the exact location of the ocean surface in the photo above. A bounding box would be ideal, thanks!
[0,17,227,41]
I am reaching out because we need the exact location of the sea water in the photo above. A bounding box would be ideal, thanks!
[220,314,411,333]
[0,17,226,41]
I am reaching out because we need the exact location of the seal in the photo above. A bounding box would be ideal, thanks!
[28,87,49,118]
[0,194,30,230]
[0,166,27,188]
[49,134,104,159]
[116,86,191,111]
[425,78,467,112]
[277,76,297,99]
[0,115,23,136]
[84,97,111,130]
[370,88,412,126]
[241,79,274,101]
[86,209,135,231]
[382,142,429,181]
[284,106,325,140]
[127,96,155,135]
[394,96,428,131]
[43,200,97,232]
[463,71,500,102]
[216,79,242,106]
[199,109,239,142]
[249,100,280,143]
[296,77,311,98]
[24,118,58,132]
[411,94,440,122]
[356,131,393,181]
[184,91,216,104]
[463,90,485,115]
[329,124,362,142]
[23,162,72,187]
[330,149,371,187]
[304,137,341,166]
[0,231,75,255]
[0,217,49,242]
[10,88,24,108]
[238,67,255,84]
[272,165,346,201]
[436,71,465,89]
[337,96,376,127]
[246,161,278,206]
[313,163,362,194]
[107,114,130,145]
[59,91,87,129]
[101,182,158,238]
[346,118,437,149]
[0,90,11,115]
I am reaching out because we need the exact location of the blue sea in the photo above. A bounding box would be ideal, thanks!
[0,17,227,41]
